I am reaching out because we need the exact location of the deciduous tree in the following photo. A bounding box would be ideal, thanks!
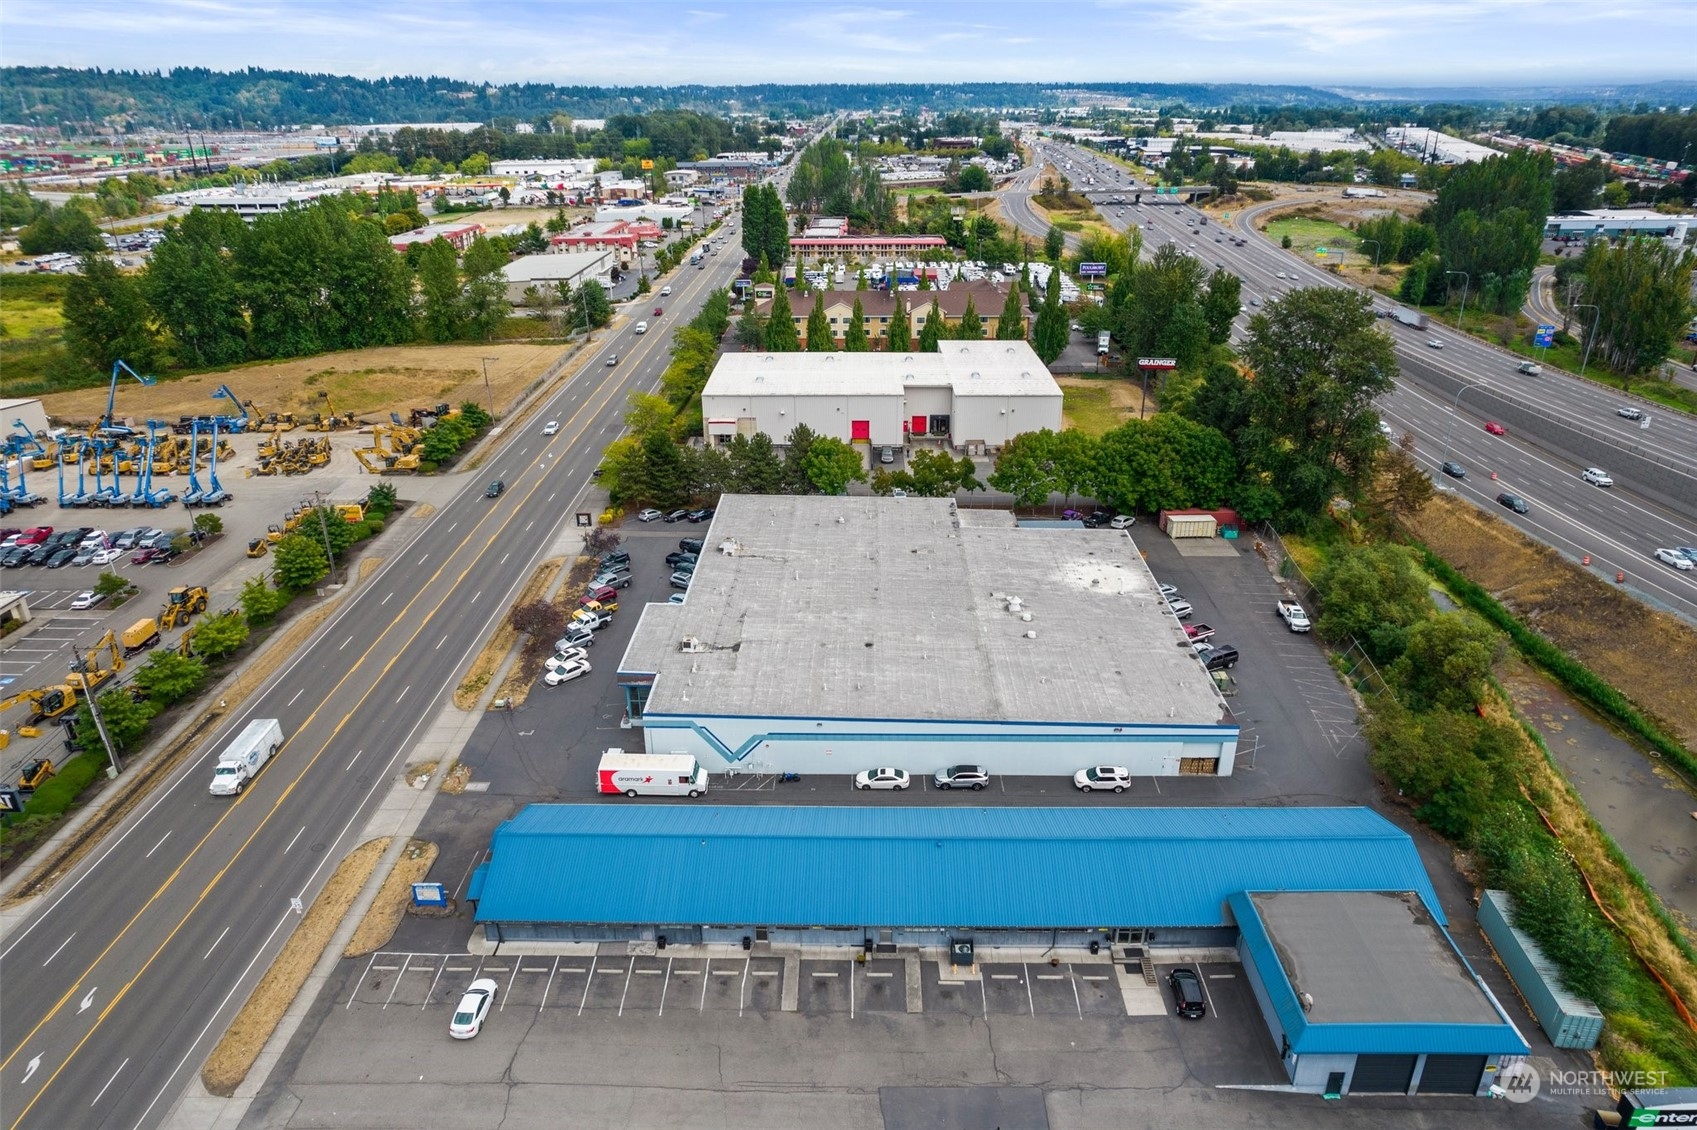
[62,254,159,373]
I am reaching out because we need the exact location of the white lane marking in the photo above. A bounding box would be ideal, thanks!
[345,749,363,771]
[22,1054,40,1083]
[339,635,352,650]
[79,987,97,1013]
[499,553,509,565]
[396,685,410,704]
[203,926,230,960]
[436,635,448,650]
[89,1058,128,1107]
[283,825,306,854]
[525,521,534,532]
[381,592,393,605]
[447,522,457,533]
[287,687,305,706]
[470,591,481,604]
[417,555,427,565]
[145,831,171,858]
[42,934,75,967]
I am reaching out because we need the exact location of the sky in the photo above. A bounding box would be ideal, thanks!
[2,0,1694,89]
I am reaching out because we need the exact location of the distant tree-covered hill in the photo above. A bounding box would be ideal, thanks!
[0,68,1359,130]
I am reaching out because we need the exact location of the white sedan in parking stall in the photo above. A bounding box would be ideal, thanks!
[448,978,497,1039]
[1074,765,1132,793]
[854,767,911,791]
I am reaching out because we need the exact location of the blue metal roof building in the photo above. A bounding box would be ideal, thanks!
[468,804,1527,1099]
[471,805,1444,936]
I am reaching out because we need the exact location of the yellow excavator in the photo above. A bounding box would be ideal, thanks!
[0,685,81,735]
[65,629,124,693]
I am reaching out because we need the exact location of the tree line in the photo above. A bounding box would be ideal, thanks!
[57,194,528,379]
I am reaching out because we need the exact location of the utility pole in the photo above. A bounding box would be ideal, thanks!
[72,643,123,775]
[1573,303,1601,377]
[313,490,337,582]
[480,357,499,419]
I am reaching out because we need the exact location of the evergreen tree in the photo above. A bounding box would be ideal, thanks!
[996,283,1026,340]
[918,299,944,352]
[886,296,912,352]
[62,254,159,373]
[733,303,767,350]
[805,291,834,351]
[766,286,800,351]
[843,297,870,351]
[1032,267,1070,363]
[416,238,462,342]
[783,423,820,493]
[727,432,785,494]
[957,296,984,340]
[1044,224,1065,261]
[459,236,511,340]
[142,208,247,366]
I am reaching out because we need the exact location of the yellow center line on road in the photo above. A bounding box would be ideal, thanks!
[5,335,652,1128]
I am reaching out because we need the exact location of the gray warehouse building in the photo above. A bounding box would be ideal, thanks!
[617,494,1238,778]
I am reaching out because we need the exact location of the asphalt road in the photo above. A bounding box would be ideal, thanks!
[0,234,747,1129]
[1012,142,1697,622]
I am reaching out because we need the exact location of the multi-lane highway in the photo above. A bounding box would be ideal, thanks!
[1011,141,1697,620]
[0,237,746,1129]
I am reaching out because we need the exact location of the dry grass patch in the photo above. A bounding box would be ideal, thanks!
[41,342,567,427]
[409,502,436,520]
[1408,493,1697,747]
[439,761,472,794]
[344,838,438,958]
[201,836,389,1097]
[453,556,565,709]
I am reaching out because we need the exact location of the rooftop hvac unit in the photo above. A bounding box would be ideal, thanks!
[680,636,708,653]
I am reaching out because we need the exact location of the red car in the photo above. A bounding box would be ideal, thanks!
[1484,421,1506,435]
[652,306,663,316]
[131,547,165,565]
[18,526,53,545]
[579,585,619,607]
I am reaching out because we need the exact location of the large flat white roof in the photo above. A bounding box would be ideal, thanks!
[620,495,1229,728]
[704,341,1061,401]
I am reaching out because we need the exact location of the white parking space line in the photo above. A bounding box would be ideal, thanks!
[348,953,381,1009]
[657,956,673,1017]
[1024,964,1035,1015]
[617,963,635,1016]
[577,956,597,1017]
[538,955,561,1013]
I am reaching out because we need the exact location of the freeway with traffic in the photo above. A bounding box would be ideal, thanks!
[0,232,745,1129]
[1011,140,1697,621]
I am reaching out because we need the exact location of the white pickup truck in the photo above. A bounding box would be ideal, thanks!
[1276,600,1312,632]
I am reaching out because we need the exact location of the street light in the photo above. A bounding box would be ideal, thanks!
[1440,381,1483,471]
[1444,270,1470,331]
[1357,239,1381,270]
[1572,303,1601,377]
[479,356,498,419]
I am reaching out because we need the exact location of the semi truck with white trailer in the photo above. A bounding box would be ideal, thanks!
[1392,307,1429,330]
[208,717,285,796]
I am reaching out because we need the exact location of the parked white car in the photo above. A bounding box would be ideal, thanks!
[449,979,497,1039]
[854,767,911,791]
[637,508,664,522]
[1074,766,1132,793]
[544,656,593,685]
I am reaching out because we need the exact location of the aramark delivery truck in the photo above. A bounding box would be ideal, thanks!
[597,750,708,797]
[209,717,285,796]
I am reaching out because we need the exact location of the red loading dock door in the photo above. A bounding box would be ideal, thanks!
[850,419,871,441]
[912,415,927,436]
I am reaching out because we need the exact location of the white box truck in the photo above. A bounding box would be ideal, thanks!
[209,718,285,796]
[597,750,708,797]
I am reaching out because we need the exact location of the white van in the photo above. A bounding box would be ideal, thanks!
[634,321,648,334]
[597,750,708,797]
[209,717,285,796]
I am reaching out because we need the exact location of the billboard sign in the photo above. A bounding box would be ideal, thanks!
[1079,262,1108,277]
[1534,324,1556,348]
[1137,357,1178,370]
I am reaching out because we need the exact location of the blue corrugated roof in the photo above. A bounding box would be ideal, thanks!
[1230,891,1529,1055]
[474,805,1445,931]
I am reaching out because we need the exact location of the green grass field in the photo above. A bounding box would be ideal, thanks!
[1062,383,1130,437]
[0,273,75,393]
[1264,216,1361,267]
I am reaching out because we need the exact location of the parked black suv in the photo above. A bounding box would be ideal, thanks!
[1169,968,1206,1018]
[678,537,704,554]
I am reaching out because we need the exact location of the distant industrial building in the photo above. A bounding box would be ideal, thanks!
[701,340,1060,455]
[1544,208,1694,245]
[500,250,614,303]
[492,158,596,180]
[549,219,664,266]
[166,185,334,219]
[1385,127,1499,166]
[469,804,1529,1097]
[387,221,486,253]
[617,492,1227,775]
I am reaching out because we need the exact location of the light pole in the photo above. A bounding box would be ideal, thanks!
[1357,239,1381,270]
[312,489,338,583]
[1444,270,1470,331]
[1573,303,1601,377]
[479,356,498,419]
[71,643,123,775]
[1440,382,1483,471]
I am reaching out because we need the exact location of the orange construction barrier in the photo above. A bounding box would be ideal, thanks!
[1582,554,1591,566]
[1616,572,1626,583]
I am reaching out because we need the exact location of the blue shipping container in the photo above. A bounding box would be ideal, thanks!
[1479,889,1603,1049]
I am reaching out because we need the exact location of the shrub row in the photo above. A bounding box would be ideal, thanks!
[1416,545,1697,784]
